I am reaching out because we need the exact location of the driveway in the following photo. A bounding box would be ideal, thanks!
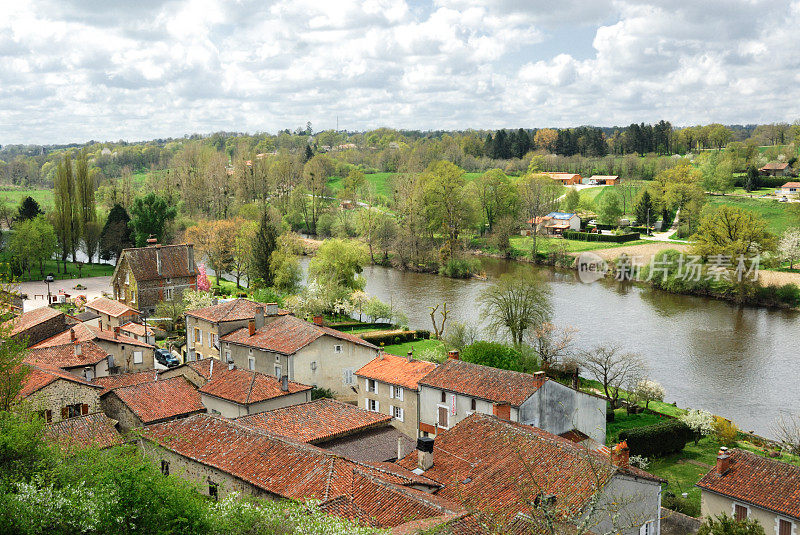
[18,276,112,311]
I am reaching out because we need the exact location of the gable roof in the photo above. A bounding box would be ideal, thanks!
[30,322,153,349]
[221,314,378,354]
[25,339,110,369]
[236,399,391,443]
[781,182,800,188]
[546,212,578,220]
[18,363,102,399]
[103,376,204,424]
[355,353,437,390]
[4,306,64,339]
[85,297,139,317]
[45,413,124,450]
[199,365,310,405]
[117,244,196,282]
[418,359,545,406]
[696,449,800,520]
[119,322,153,337]
[185,298,289,323]
[761,162,789,170]
[94,369,160,394]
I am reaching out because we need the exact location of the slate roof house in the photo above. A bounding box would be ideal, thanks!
[697,448,800,535]
[112,243,197,315]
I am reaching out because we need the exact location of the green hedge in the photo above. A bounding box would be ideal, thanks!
[618,419,693,457]
[564,230,640,243]
[360,330,430,346]
[331,322,393,331]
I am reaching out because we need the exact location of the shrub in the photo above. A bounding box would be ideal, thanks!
[697,514,766,535]
[461,341,526,372]
[712,417,739,446]
[776,283,800,307]
[359,330,428,345]
[439,258,481,279]
[662,492,700,517]
[618,419,693,457]
[311,387,335,400]
[563,230,640,243]
[680,409,715,444]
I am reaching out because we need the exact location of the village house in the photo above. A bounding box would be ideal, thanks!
[119,321,155,345]
[697,448,799,535]
[780,182,800,196]
[29,322,155,375]
[525,211,581,236]
[760,162,792,177]
[417,353,606,444]
[45,412,124,451]
[26,338,112,380]
[219,314,380,400]
[16,363,104,423]
[84,296,140,330]
[355,352,437,438]
[4,306,71,348]
[139,413,459,529]
[586,174,620,185]
[184,299,288,361]
[237,398,415,462]
[1,288,24,315]
[94,369,161,394]
[545,172,583,185]
[397,414,664,535]
[112,242,197,315]
[100,375,205,432]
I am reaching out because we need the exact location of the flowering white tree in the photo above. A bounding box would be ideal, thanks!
[779,228,800,269]
[634,379,665,409]
[680,409,714,445]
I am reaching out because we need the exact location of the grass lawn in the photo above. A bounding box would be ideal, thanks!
[328,172,396,198]
[383,338,443,358]
[509,235,649,255]
[729,187,775,196]
[606,408,668,445]
[3,259,114,282]
[0,188,54,210]
[705,195,797,235]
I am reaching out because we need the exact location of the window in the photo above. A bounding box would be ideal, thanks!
[734,504,748,521]
[639,521,655,535]
[248,357,255,370]
[275,365,282,378]
[778,520,792,535]
[441,391,446,403]
[196,352,202,360]
[368,399,379,412]
[367,379,377,393]
[160,460,170,476]
[208,481,218,500]
[343,368,353,384]
[65,403,82,419]
[164,287,173,300]
[38,410,52,423]
[210,333,217,349]
[470,398,476,411]
[437,405,449,429]
[390,386,403,401]
[133,350,143,364]
[194,328,202,345]
[392,405,404,421]
[224,349,231,362]
[275,355,280,362]
[334,344,342,353]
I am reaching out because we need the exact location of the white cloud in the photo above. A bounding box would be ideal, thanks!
[1,0,800,143]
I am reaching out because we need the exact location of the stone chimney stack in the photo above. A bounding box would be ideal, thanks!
[114,326,120,340]
[155,246,162,276]
[228,361,235,371]
[254,306,265,330]
[397,436,405,461]
[280,375,289,392]
[407,350,413,362]
[248,320,256,336]
[612,441,630,468]
[74,342,82,356]
[447,350,459,360]
[265,302,279,316]
[70,328,76,342]
[187,244,195,273]
[416,437,434,471]
[716,447,731,475]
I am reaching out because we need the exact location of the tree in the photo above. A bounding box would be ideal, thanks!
[196,263,211,292]
[302,154,334,233]
[778,228,800,269]
[185,220,237,287]
[0,284,29,411]
[598,188,623,225]
[697,514,765,535]
[461,341,526,372]
[679,409,714,445]
[475,169,516,233]
[250,209,280,288]
[579,344,645,411]
[562,188,580,213]
[74,149,97,241]
[341,168,366,202]
[82,220,102,264]
[16,196,42,221]
[773,412,800,456]
[129,193,177,246]
[53,154,79,268]
[231,220,257,288]
[633,379,665,409]
[8,217,57,278]
[691,205,777,258]
[99,203,133,260]
[744,165,760,192]
[518,174,561,258]
[479,272,552,346]
[534,128,558,152]
[421,161,476,261]
[527,323,576,370]
[182,288,214,311]
[308,238,368,292]
[634,188,654,229]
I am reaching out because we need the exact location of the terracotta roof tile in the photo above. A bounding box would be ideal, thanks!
[418,360,544,406]
[25,339,110,369]
[237,399,391,443]
[119,322,153,337]
[761,162,789,170]
[4,306,63,338]
[221,315,378,354]
[94,369,160,394]
[781,182,800,188]
[30,322,153,349]
[45,413,124,450]
[18,363,101,399]
[104,376,204,424]
[185,298,288,323]
[356,353,437,390]
[696,449,800,520]
[119,244,196,281]
[85,297,140,317]
[199,365,310,405]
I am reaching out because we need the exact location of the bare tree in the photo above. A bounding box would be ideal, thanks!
[579,344,646,412]
[479,272,552,346]
[429,303,449,339]
[527,323,577,370]
[517,174,561,259]
[774,412,800,456]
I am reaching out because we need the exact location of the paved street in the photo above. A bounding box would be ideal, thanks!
[18,276,112,311]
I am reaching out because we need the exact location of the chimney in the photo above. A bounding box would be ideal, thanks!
[74,342,82,356]
[146,236,157,245]
[397,436,405,461]
[280,375,289,392]
[407,350,413,362]
[716,447,731,476]
[254,306,265,330]
[312,315,324,326]
[187,244,195,273]
[114,326,120,340]
[209,358,214,379]
[533,370,546,383]
[265,302,279,316]
[70,328,76,342]
[248,320,256,336]
[612,441,630,468]
[447,350,459,360]
[493,402,511,421]
[228,361,235,371]
[156,248,162,276]
[416,437,434,471]
[154,370,159,381]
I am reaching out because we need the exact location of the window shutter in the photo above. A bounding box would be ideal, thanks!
[81,403,89,415]
[389,387,394,399]
[398,387,403,401]
[389,405,394,417]
[61,407,68,420]
[45,410,52,423]
[375,400,379,411]
[365,399,369,410]
[398,407,404,422]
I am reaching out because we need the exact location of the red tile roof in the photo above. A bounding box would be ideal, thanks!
[94,369,160,394]
[397,414,658,521]
[104,376,204,425]
[30,322,153,349]
[199,365,310,405]
[356,353,437,390]
[697,449,800,520]
[85,297,139,317]
[781,182,800,188]
[418,360,545,406]
[18,363,101,399]
[118,244,196,281]
[4,306,63,338]
[185,298,289,323]
[119,322,153,337]
[236,399,391,443]
[25,339,110,369]
[45,413,124,450]
[221,315,378,354]
[761,162,789,170]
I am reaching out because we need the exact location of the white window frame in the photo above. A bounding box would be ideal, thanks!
[732,503,750,521]
[164,287,173,301]
[390,386,403,401]
[133,350,143,364]
[274,365,282,378]
[436,404,449,429]
[224,349,231,362]
[639,520,656,535]
[390,405,404,422]
[775,518,795,535]
[343,368,353,384]
[334,344,342,353]
[366,378,377,393]
[211,333,217,349]
[195,328,202,345]
[367,398,379,412]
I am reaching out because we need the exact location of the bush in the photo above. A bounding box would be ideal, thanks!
[776,283,800,307]
[359,330,428,346]
[712,417,739,446]
[662,492,700,517]
[439,258,481,279]
[461,341,526,372]
[311,387,335,400]
[618,419,694,457]
[563,230,640,243]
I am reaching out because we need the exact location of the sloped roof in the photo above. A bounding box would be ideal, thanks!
[94,369,160,394]
[18,363,102,399]
[118,244,196,281]
[761,162,789,170]
[185,298,289,323]
[5,306,64,338]
[221,315,378,354]
[546,211,578,220]
[25,339,110,369]
[119,322,153,337]
[85,296,139,317]
[545,173,581,180]
[356,353,437,390]
[236,399,391,443]
[104,376,204,424]
[30,322,153,349]
[697,449,800,520]
[45,413,124,450]
[588,175,619,180]
[199,365,310,405]
[781,182,800,188]
[418,360,545,406]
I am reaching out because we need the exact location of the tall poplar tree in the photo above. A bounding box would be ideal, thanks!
[75,149,99,262]
[53,154,78,271]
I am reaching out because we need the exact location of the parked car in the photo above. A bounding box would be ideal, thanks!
[155,348,180,368]
[780,196,789,202]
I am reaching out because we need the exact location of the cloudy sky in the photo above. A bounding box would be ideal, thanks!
[2,0,800,144]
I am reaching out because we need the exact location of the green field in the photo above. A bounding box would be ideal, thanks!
[328,171,509,200]
[1,259,114,282]
[0,189,54,210]
[383,338,443,358]
[509,235,649,255]
[705,195,797,235]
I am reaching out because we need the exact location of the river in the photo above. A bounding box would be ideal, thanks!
[300,256,799,437]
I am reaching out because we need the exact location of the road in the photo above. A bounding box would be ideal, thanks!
[18,276,112,311]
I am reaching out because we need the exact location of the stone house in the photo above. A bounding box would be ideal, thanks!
[355,352,437,439]
[5,306,70,348]
[417,352,606,444]
[100,375,205,432]
[697,448,799,535]
[17,363,104,423]
[119,321,155,345]
[760,162,792,177]
[219,315,380,400]
[397,414,664,535]
[84,297,140,330]
[26,339,112,381]
[112,243,197,315]
[184,299,288,361]
[45,413,124,450]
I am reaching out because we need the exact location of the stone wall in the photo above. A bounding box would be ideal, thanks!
[19,380,102,423]
[100,392,144,432]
